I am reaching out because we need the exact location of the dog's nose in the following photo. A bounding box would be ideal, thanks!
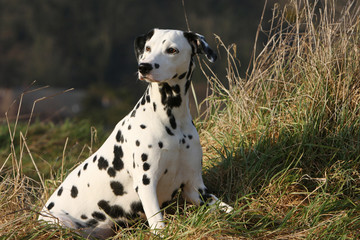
[138,63,153,75]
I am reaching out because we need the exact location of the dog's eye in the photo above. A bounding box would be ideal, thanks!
[166,48,179,54]
[145,46,151,52]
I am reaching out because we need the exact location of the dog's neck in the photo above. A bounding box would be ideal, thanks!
[147,59,195,122]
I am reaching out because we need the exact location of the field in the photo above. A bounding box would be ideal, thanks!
[1,0,360,239]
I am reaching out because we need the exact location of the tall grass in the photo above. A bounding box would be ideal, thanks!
[200,0,360,238]
[1,0,360,239]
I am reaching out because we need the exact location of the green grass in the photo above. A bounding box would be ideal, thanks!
[1,0,360,239]
[0,119,107,181]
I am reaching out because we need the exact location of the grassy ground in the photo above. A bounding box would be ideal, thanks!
[1,0,360,239]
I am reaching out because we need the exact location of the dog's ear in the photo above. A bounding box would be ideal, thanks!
[134,29,155,61]
[183,31,217,62]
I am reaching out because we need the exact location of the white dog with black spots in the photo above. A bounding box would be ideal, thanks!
[38,28,232,239]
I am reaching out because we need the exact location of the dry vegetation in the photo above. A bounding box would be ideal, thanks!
[1,0,360,239]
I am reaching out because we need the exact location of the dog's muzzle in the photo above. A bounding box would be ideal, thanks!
[138,63,153,75]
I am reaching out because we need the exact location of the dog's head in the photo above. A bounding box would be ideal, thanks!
[134,29,216,83]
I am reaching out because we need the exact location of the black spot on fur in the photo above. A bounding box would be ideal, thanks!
[169,115,177,129]
[159,83,182,108]
[153,102,157,112]
[154,63,160,69]
[135,102,140,109]
[113,145,124,171]
[165,126,174,136]
[92,211,106,221]
[130,110,136,117]
[158,141,163,148]
[131,201,144,213]
[178,72,187,79]
[136,140,140,146]
[110,181,125,196]
[185,80,191,94]
[98,200,111,213]
[148,144,152,148]
[77,170,81,177]
[127,201,144,219]
[173,84,180,93]
[181,138,186,144]
[47,202,55,210]
[133,160,135,169]
[141,96,146,105]
[107,167,116,177]
[71,186,78,198]
[164,169,168,174]
[98,200,125,218]
[188,135,193,139]
[186,145,190,149]
[98,157,109,170]
[93,155,97,162]
[57,187,63,196]
[83,163,88,170]
[86,219,98,227]
[141,153,148,161]
[128,125,132,130]
[142,174,150,185]
[180,183,185,190]
[140,124,146,129]
[81,214,88,220]
[116,130,124,143]
[143,162,150,171]
[146,95,151,103]
[135,186,138,192]
[75,222,85,229]
[172,73,178,79]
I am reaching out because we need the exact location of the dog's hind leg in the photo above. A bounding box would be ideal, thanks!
[182,177,233,213]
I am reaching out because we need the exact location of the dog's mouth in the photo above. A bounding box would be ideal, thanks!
[139,74,160,83]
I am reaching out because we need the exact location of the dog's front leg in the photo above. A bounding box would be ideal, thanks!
[135,179,164,231]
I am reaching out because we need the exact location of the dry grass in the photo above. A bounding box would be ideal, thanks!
[199,0,360,238]
[1,0,360,239]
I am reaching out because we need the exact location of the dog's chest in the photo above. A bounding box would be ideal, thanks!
[122,93,201,168]
[120,89,202,196]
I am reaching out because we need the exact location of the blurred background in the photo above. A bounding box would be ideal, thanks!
[0,0,346,126]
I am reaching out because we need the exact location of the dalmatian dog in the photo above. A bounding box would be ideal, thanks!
[38,28,232,239]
